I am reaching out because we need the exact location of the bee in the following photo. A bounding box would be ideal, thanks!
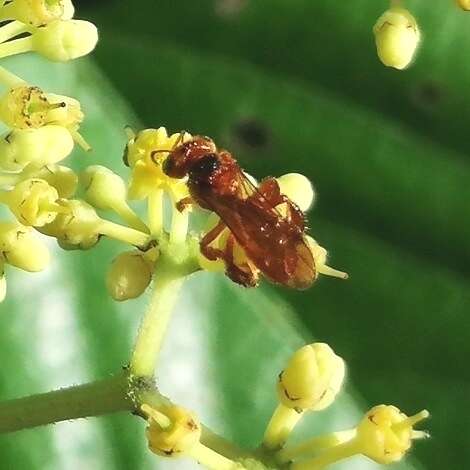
[161,136,316,289]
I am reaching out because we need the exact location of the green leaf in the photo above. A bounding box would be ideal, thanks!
[0,52,424,470]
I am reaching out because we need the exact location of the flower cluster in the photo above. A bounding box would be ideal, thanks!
[1,120,347,303]
[373,0,468,70]
[141,343,429,469]
[0,0,100,301]
[0,5,431,470]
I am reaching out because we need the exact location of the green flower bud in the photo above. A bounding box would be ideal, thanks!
[277,173,315,212]
[23,164,78,198]
[0,0,74,27]
[32,19,98,62]
[0,125,74,171]
[278,343,345,411]
[81,165,127,211]
[3,178,61,227]
[0,221,50,272]
[373,7,420,70]
[39,199,102,249]
[106,250,152,301]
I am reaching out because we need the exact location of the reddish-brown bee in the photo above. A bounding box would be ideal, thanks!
[162,136,316,289]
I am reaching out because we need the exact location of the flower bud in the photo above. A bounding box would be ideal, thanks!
[142,404,202,458]
[0,222,50,272]
[39,199,102,249]
[24,164,78,198]
[0,125,74,171]
[373,7,420,70]
[277,173,315,212]
[306,236,348,280]
[0,0,75,27]
[278,343,345,411]
[32,19,98,62]
[106,250,152,301]
[457,0,470,10]
[356,405,429,464]
[81,165,127,211]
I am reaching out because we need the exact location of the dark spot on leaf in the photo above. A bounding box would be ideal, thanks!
[411,80,445,112]
[232,118,270,151]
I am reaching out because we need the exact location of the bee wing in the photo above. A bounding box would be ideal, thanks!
[205,185,316,289]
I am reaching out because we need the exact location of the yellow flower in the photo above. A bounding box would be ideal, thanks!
[142,404,201,458]
[1,178,63,227]
[126,127,191,201]
[356,405,429,464]
[0,0,74,27]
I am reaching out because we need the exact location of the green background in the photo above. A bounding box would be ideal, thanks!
[0,0,467,469]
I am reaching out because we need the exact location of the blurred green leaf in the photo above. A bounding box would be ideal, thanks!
[0,54,425,470]
[77,10,470,468]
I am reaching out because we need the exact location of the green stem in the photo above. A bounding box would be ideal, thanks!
[277,429,356,463]
[0,173,18,188]
[99,219,151,249]
[0,21,30,45]
[130,260,185,377]
[290,438,359,470]
[0,36,33,59]
[263,404,304,450]
[148,189,163,237]
[0,65,26,89]
[0,373,131,434]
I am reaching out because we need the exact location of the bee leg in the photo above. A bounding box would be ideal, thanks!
[176,197,194,213]
[258,177,306,229]
[224,234,259,288]
[200,220,227,261]
[257,177,284,205]
[284,199,307,230]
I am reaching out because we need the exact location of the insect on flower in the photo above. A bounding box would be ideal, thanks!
[161,135,316,289]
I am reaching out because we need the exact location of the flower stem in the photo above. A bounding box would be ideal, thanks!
[263,403,304,450]
[0,36,33,59]
[0,65,26,88]
[99,219,151,249]
[0,174,18,188]
[0,373,131,434]
[0,21,30,45]
[148,189,163,237]
[169,204,189,245]
[112,202,149,233]
[130,260,185,377]
[277,429,356,463]
[189,442,243,470]
[290,438,359,470]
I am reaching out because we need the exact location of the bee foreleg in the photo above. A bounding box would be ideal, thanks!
[200,219,227,261]
[176,197,194,213]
